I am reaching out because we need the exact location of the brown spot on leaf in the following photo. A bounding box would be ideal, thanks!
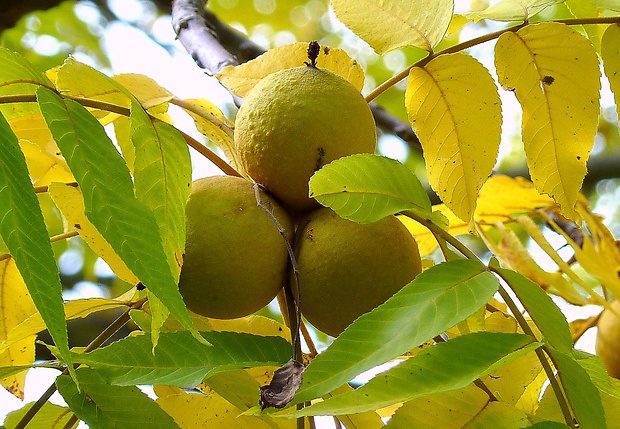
[542,75,554,85]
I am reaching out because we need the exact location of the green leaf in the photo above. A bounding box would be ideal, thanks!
[546,348,607,429]
[4,402,76,429]
[35,87,203,345]
[493,266,573,353]
[0,48,53,120]
[309,154,431,223]
[574,350,620,401]
[130,100,190,278]
[129,100,191,347]
[466,0,564,22]
[0,113,73,374]
[56,367,179,429]
[287,332,538,416]
[71,331,292,387]
[292,259,499,404]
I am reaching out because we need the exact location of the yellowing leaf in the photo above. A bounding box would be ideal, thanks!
[9,114,55,151]
[386,384,489,428]
[399,205,468,256]
[208,315,291,342]
[479,222,588,305]
[399,176,555,255]
[462,401,532,428]
[515,214,609,307]
[217,42,364,97]
[480,351,542,404]
[181,98,240,171]
[466,0,564,22]
[157,389,293,429]
[476,175,556,222]
[565,0,606,52]
[199,366,276,411]
[544,205,620,297]
[19,141,74,186]
[55,57,128,106]
[0,258,36,399]
[0,296,133,356]
[113,74,174,110]
[405,53,502,221]
[48,182,139,285]
[331,0,454,53]
[602,23,620,122]
[494,23,601,220]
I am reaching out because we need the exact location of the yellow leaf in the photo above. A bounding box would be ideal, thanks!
[475,175,555,223]
[406,53,502,222]
[480,351,542,404]
[0,258,36,399]
[0,295,133,355]
[399,204,469,256]
[479,222,588,305]
[463,401,532,428]
[9,114,55,151]
[494,23,601,220]
[602,23,620,122]
[544,205,620,297]
[399,176,555,255]
[208,315,291,342]
[48,182,139,285]
[19,141,74,186]
[515,214,609,306]
[54,57,130,124]
[113,74,174,109]
[199,366,275,410]
[217,42,365,97]
[181,98,240,171]
[156,389,294,429]
[55,57,128,106]
[331,0,454,53]
[386,384,489,428]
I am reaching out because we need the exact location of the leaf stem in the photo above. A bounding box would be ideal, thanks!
[0,93,240,177]
[169,97,234,140]
[365,15,620,103]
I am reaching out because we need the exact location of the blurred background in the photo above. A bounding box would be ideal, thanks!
[0,0,619,424]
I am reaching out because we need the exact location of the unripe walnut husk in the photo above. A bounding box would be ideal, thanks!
[234,66,377,212]
[178,175,293,319]
[596,300,620,378]
[293,208,422,337]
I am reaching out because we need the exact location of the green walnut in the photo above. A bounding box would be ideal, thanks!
[178,175,293,319]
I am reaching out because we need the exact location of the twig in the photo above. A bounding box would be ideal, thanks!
[0,93,240,177]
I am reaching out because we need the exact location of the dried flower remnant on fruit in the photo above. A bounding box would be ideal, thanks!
[259,359,305,409]
[305,41,320,68]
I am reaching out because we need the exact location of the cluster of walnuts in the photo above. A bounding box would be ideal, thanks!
[178,61,422,337]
